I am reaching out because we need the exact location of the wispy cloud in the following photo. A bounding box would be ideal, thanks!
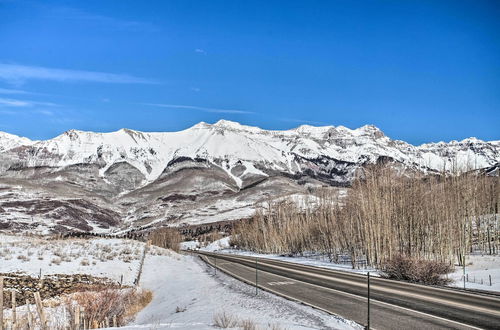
[46,7,158,32]
[190,87,201,92]
[0,63,157,85]
[195,48,206,54]
[0,97,57,108]
[143,103,254,114]
[0,88,29,95]
[34,109,55,116]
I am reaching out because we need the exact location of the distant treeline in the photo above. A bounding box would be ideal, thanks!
[231,166,500,268]
[60,218,240,241]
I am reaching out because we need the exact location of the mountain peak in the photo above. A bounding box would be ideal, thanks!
[118,128,136,133]
[213,119,245,128]
[0,121,498,191]
[293,124,335,134]
[209,120,264,134]
[355,124,385,138]
[190,121,210,129]
[62,129,86,140]
[0,131,33,152]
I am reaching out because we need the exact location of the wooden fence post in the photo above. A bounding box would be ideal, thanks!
[33,292,47,330]
[26,299,33,330]
[74,305,80,330]
[0,276,3,330]
[11,290,16,328]
[82,307,86,330]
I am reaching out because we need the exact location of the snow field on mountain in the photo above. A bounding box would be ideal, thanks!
[1,120,498,185]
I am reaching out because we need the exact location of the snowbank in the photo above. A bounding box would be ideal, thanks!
[201,237,231,252]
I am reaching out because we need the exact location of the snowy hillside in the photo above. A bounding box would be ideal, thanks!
[0,120,498,234]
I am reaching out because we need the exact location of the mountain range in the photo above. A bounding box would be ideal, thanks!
[0,120,498,234]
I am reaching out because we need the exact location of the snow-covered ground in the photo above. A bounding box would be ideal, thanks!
[0,234,157,285]
[449,254,500,292]
[180,236,231,252]
[1,234,360,329]
[180,240,200,250]
[124,252,361,330]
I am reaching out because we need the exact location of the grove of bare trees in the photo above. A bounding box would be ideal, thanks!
[231,166,499,268]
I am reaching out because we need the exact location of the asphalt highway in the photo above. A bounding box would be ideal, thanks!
[192,251,500,329]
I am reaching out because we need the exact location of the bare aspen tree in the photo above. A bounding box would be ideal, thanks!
[232,164,499,268]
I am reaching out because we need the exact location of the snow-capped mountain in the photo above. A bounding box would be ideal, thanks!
[2,119,498,181]
[0,120,498,234]
[0,131,33,152]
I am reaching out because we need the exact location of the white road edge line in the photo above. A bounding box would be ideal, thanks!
[212,252,500,317]
[224,252,500,301]
[199,255,367,329]
[201,254,485,330]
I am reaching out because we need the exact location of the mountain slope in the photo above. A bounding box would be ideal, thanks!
[0,120,498,234]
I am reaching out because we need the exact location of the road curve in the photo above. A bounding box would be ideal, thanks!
[191,251,500,330]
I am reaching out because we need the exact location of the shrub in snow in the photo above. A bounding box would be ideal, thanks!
[239,318,258,330]
[213,311,239,328]
[175,306,187,313]
[381,255,453,285]
[64,288,153,327]
[51,257,62,265]
[17,254,30,262]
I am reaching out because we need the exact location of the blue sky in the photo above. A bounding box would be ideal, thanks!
[0,0,498,144]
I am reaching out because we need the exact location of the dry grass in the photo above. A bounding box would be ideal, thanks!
[212,311,284,329]
[0,237,146,270]
[213,311,239,328]
[64,288,153,327]
[239,318,258,330]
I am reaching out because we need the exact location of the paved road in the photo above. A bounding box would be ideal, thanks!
[192,251,500,329]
